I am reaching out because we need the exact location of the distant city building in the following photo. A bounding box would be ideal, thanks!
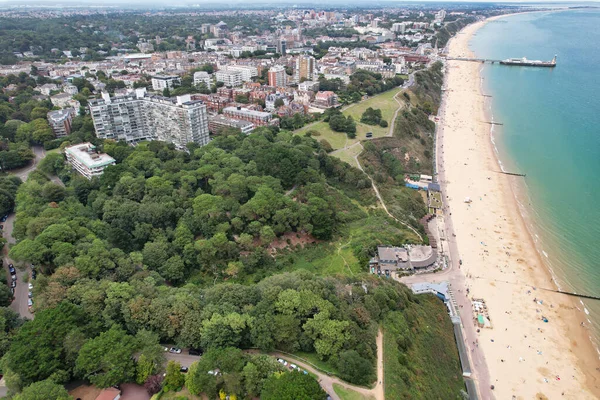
[151,75,181,91]
[38,83,58,96]
[64,142,116,180]
[277,39,287,55]
[223,106,279,127]
[314,91,338,108]
[89,89,209,150]
[268,65,287,87]
[50,93,72,108]
[193,71,212,88]
[295,55,316,82]
[216,70,243,88]
[298,80,319,92]
[63,84,78,95]
[219,65,258,82]
[47,108,75,138]
[265,93,289,111]
[208,115,255,135]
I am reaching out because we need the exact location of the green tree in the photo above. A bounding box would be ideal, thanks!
[136,354,154,385]
[14,379,72,400]
[7,303,90,385]
[261,372,327,400]
[337,350,375,385]
[164,360,185,391]
[75,327,136,388]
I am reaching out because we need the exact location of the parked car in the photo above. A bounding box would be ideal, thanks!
[8,264,13,268]
[188,348,202,356]
[28,292,33,298]
[28,283,33,290]
[385,269,390,277]
[11,275,16,281]
[31,270,37,279]
[27,299,33,307]
[10,281,16,288]
[366,132,373,138]
[169,347,181,354]
[180,367,189,373]
[1,215,7,222]
[9,267,15,274]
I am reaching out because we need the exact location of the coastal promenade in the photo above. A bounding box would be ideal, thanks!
[414,17,600,400]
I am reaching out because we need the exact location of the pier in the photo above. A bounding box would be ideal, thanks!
[448,56,556,68]
[448,57,506,64]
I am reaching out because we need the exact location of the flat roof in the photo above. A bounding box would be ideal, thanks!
[65,143,116,169]
[223,106,271,118]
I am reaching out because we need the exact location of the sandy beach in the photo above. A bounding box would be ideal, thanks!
[440,16,600,399]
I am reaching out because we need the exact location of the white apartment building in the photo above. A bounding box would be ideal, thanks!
[151,75,181,91]
[193,71,212,88]
[219,65,258,82]
[64,142,116,180]
[215,70,243,87]
[89,89,209,150]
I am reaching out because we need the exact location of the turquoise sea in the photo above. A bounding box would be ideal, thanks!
[470,9,600,351]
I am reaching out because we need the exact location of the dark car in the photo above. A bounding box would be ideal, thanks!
[188,348,202,356]
[1,215,7,222]
[9,267,15,274]
[180,366,189,373]
[385,269,390,277]
[377,269,382,275]
[366,132,373,138]
[8,264,13,268]
[32,271,37,279]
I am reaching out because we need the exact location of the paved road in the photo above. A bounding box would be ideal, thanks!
[164,351,201,368]
[3,145,47,320]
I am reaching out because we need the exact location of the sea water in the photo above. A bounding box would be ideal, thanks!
[470,9,600,351]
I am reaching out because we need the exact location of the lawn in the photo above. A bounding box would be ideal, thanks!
[332,142,364,168]
[295,88,404,154]
[333,384,375,400]
[282,241,363,277]
[296,121,358,150]
[345,88,402,126]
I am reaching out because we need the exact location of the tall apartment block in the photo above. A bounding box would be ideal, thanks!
[268,65,287,88]
[89,89,209,150]
[47,108,75,138]
[295,55,315,82]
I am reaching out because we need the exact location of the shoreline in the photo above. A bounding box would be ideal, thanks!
[440,14,600,399]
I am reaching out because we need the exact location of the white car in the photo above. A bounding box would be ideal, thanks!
[169,347,181,354]
[28,283,33,290]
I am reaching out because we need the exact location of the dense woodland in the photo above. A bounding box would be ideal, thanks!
[0,54,465,398]
[0,13,276,64]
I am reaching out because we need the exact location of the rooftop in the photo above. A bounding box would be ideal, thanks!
[64,143,116,169]
[47,108,73,122]
[223,106,271,118]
